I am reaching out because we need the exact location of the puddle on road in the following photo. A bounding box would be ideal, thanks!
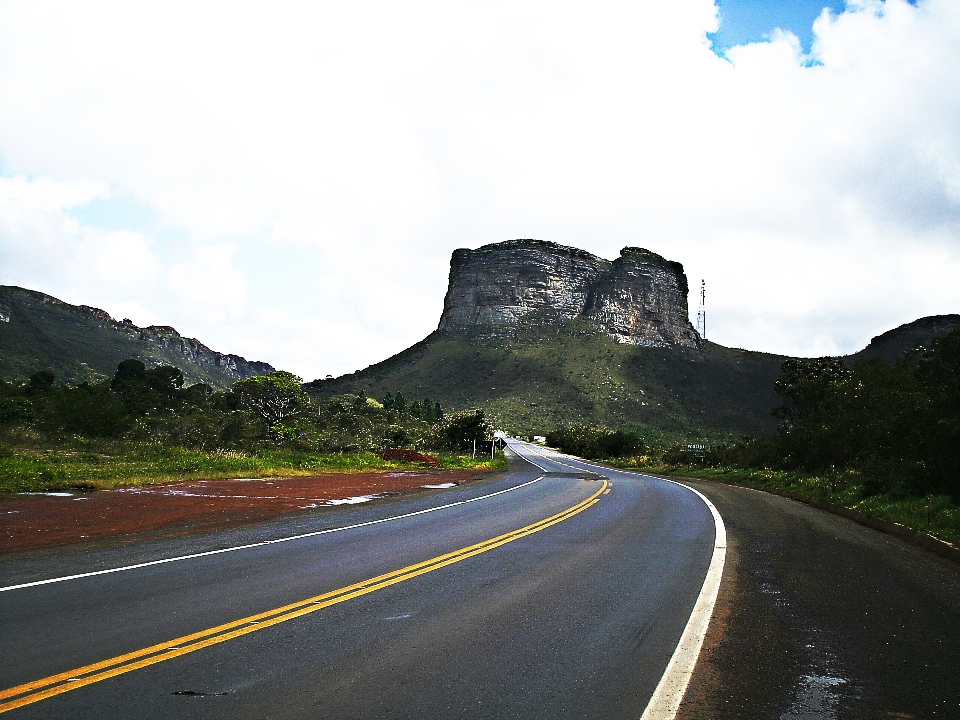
[749,538,856,720]
[171,690,228,697]
[781,674,847,720]
[325,494,383,505]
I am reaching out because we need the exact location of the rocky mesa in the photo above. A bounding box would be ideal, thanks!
[437,239,700,348]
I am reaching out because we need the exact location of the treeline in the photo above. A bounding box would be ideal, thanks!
[712,329,960,498]
[545,425,646,459]
[0,359,491,454]
[381,392,444,423]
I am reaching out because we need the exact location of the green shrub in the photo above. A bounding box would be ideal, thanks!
[54,383,132,437]
[546,424,645,459]
[0,397,33,424]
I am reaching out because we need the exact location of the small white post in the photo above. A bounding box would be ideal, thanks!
[472,439,476,459]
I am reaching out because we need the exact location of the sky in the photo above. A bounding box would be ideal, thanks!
[1,0,958,380]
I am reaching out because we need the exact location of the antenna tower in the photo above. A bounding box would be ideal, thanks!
[696,279,706,340]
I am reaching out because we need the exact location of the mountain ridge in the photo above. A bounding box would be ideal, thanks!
[849,314,960,364]
[0,285,274,388]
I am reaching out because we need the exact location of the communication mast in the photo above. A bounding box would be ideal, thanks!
[696,279,706,340]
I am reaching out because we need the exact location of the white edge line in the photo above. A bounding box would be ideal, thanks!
[509,439,726,720]
[639,480,725,720]
[511,447,548,472]
[0,476,544,593]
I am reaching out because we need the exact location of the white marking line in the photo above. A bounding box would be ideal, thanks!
[0,476,544,593]
[508,439,727,720]
[507,445,548,472]
[639,482,725,720]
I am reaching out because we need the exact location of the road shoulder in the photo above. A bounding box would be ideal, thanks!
[676,480,960,720]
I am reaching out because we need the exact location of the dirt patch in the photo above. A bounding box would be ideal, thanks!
[380,449,439,464]
[1,471,480,553]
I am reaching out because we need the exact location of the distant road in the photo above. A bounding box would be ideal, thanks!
[0,441,719,719]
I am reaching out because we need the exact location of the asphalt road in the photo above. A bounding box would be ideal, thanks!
[0,442,719,719]
[674,478,960,720]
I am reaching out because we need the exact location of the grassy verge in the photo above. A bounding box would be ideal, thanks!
[604,459,960,548]
[0,443,507,494]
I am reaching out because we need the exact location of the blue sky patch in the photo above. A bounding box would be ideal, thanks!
[709,0,846,55]
[70,195,158,233]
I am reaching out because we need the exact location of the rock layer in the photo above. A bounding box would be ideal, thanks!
[438,240,608,330]
[585,247,700,347]
[438,240,700,348]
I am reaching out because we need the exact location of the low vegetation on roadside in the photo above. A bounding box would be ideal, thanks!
[0,360,505,493]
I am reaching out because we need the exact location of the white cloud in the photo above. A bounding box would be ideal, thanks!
[0,176,161,308]
[1,0,958,378]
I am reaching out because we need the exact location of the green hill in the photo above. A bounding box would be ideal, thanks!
[306,326,787,443]
[0,286,274,388]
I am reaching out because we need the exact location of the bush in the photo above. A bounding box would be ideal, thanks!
[546,424,645,459]
[434,410,490,450]
[54,383,132,437]
[0,397,33,424]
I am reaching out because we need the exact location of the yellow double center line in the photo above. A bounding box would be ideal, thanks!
[0,479,608,714]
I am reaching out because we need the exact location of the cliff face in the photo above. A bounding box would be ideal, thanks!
[136,324,275,381]
[438,240,609,330]
[437,240,700,348]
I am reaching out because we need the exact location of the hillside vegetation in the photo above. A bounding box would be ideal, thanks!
[548,331,960,547]
[0,286,272,388]
[307,326,786,443]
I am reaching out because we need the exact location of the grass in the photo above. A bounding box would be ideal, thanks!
[0,442,507,494]
[603,458,960,548]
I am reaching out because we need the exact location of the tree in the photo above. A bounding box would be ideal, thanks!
[436,410,490,450]
[54,383,131,437]
[27,370,56,395]
[111,359,148,394]
[183,383,214,407]
[233,371,310,428]
[111,359,185,415]
[773,357,851,426]
[546,424,645,459]
[0,397,33,424]
[145,365,184,396]
[916,329,960,414]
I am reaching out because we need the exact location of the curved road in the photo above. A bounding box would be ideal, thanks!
[1,441,720,719]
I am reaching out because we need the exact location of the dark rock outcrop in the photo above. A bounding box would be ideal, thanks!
[848,314,960,364]
[437,240,700,348]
